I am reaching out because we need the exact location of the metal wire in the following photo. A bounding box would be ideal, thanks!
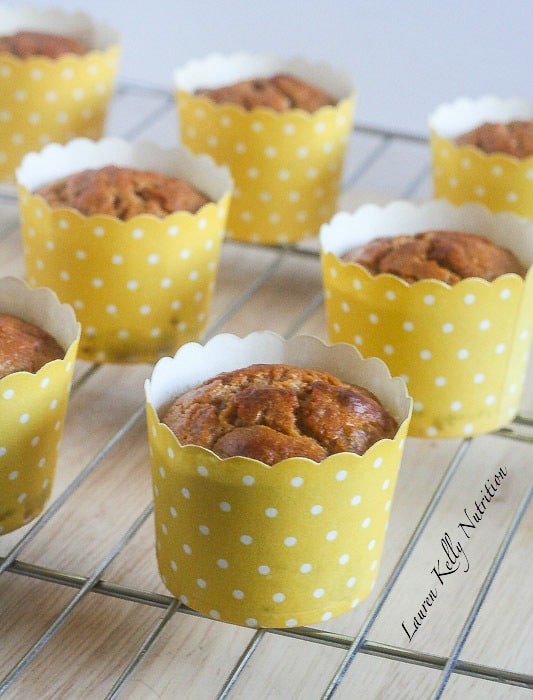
[3,555,532,691]
[320,440,472,698]
[1,81,531,699]
[0,503,154,695]
[430,484,532,699]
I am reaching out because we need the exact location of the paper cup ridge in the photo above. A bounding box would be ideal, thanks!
[0,277,80,535]
[0,6,120,182]
[175,53,356,245]
[17,138,233,363]
[320,200,533,437]
[429,96,533,218]
[145,332,411,628]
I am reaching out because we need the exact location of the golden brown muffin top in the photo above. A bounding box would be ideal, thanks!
[0,30,88,59]
[162,363,398,465]
[35,165,211,220]
[342,229,526,285]
[455,120,533,158]
[0,312,64,379]
[195,73,336,113]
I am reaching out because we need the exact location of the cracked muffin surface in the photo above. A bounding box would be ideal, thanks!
[342,230,526,284]
[0,30,88,59]
[162,363,398,465]
[0,313,64,379]
[35,165,211,220]
[195,73,336,113]
[455,120,533,158]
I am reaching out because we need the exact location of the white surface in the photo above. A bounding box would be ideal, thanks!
[320,200,533,259]
[2,0,531,138]
[16,137,232,196]
[173,53,354,100]
[429,95,533,138]
[0,4,119,48]
[147,331,411,422]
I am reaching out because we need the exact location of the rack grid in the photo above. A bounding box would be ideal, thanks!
[0,82,531,700]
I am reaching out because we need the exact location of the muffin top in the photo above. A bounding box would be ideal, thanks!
[195,73,336,113]
[0,30,88,59]
[342,229,526,284]
[0,312,64,379]
[162,363,398,465]
[35,165,211,220]
[455,120,533,158]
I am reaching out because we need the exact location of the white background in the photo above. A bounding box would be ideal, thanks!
[2,0,532,137]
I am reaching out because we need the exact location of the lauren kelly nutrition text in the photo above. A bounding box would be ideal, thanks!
[401,466,508,642]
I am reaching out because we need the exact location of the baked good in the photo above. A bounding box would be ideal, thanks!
[0,312,64,379]
[0,30,88,59]
[35,165,211,220]
[455,120,533,158]
[162,363,398,465]
[195,73,336,113]
[342,229,526,284]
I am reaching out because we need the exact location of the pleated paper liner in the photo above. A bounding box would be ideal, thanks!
[0,277,80,535]
[320,200,533,438]
[0,5,120,182]
[145,332,412,628]
[429,96,533,219]
[16,137,233,363]
[175,53,355,245]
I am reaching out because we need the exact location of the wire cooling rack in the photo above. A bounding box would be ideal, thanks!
[0,82,532,700]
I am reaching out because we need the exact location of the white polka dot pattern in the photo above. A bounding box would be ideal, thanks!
[0,338,78,535]
[19,191,231,362]
[177,91,355,244]
[146,401,408,628]
[430,132,533,219]
[0,49,119,182]
[321,252,533,437]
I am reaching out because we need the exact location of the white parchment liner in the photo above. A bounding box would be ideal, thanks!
[429,95,533,140]
[174,52,355,106]
[16,137,233,363]
[0,5,120,52]
[145,332,412,628]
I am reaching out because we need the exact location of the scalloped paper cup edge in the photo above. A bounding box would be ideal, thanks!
[320,199,533,272]
[16,137,233,206]
[146,331,412,444]
[174,52,355,109]
[145,332,411,627]
[0,5,120,52]
[0,276,80,353]
[428,95,533,141]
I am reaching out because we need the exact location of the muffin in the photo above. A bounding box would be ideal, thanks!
[0,6,120,182]
[17,137,232,364]
[146,332,411,628]
[175,53,355,245]
[0,276,80,536]
[162,363,398,465]
[429,96,533,218]
[0,311,64,379]
[455,120,533,159]
[320,200,533,438]
[195,73,336,113]
[0,29,88,58]
[35,165,211,220]
[342,229,526,284]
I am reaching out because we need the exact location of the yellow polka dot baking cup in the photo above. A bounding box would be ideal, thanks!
[320,200,533,438]
[175,53,355,245]
[145,332,412,628]
[0,276,80,535]
[429,96,533,219]
[0,6,120,182]
[16,137,232,363]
